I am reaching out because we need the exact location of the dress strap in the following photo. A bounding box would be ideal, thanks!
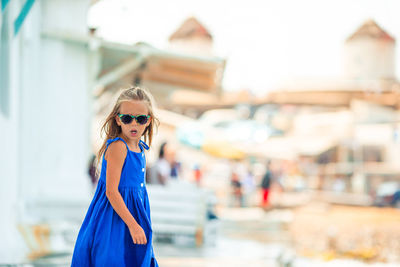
[105,137,129,152]
[139,140,149,151]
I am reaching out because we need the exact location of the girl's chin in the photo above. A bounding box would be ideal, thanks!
[129,131,139,137]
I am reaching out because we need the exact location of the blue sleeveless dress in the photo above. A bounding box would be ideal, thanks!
[71,137,159,267]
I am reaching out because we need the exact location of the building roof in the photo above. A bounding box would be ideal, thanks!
[169,17,212,41]
[346,19,395,43]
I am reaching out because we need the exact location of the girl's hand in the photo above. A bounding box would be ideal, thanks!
[128,223,147,245]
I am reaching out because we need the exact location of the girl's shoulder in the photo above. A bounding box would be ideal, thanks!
[107,137,127,146]
[104,138,128,161]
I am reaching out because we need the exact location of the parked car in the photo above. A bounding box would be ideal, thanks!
[373,181,400,208]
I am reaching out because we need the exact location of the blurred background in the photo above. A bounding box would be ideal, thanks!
[2,0,400,266]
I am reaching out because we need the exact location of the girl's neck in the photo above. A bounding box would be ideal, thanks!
[118,134,140,152]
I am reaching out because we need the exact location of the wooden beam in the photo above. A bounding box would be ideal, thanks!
[263,90,400,108]
[94,55,146,95]
[147,62,216,84]
[142,70,216,91]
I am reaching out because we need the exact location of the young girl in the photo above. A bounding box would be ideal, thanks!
[71,87,160,266]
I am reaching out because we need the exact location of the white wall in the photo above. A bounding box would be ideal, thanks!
[0,0,92,262]
[344,38,395,80]
[19,0,93,201]
[0,0,29,260]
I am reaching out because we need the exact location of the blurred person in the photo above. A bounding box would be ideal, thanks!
[193,163,203,187]
[87,153,99,190]
[157,142,172,184]
[147,142,171,185]
[169,146,181,180]
[230,171,244,207]
[170,161,180,179]
[260,161,272,208]
[71,87,159,266]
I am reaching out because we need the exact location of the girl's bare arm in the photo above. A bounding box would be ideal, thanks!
[104,141,138,228]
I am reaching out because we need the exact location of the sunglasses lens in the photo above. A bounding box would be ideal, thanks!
[120,115,133,124]
[136,115,149,125]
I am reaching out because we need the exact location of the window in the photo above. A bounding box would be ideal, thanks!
[362,145,384,162]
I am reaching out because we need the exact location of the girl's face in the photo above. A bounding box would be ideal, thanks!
[115,100,151,144]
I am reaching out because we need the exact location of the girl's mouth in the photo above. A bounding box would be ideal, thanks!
[130,130,138,135]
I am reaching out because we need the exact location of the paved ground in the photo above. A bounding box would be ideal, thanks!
[5,205,400,266]
[154,207,291,267]
[5,206,288,267]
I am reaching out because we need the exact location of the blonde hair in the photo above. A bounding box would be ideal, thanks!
[95,87,160,168]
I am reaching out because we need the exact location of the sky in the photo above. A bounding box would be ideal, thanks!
[89,0,400,95]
